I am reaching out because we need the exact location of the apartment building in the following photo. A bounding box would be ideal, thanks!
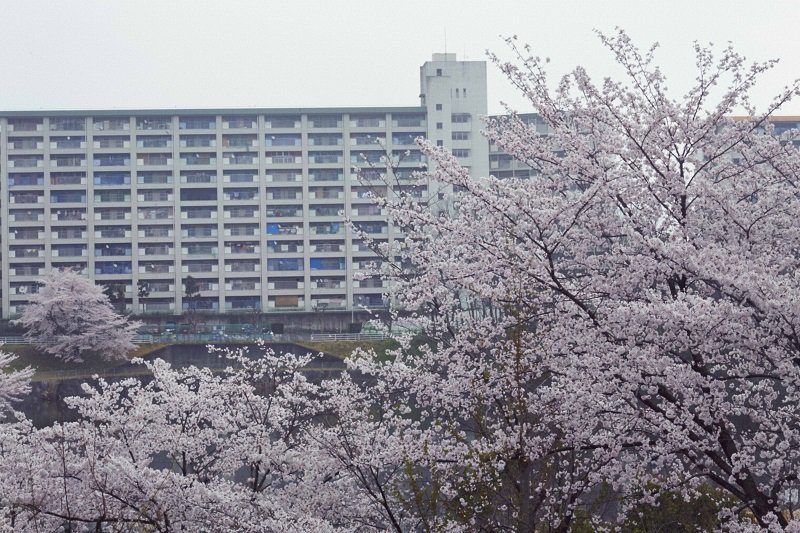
[0,54,488,318]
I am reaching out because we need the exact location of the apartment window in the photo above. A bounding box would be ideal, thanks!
[310,151,342,164]
[184,225,216,238]
[12,245,43,258]
[436,122,443,130]
[309,186,341,199]
[184,207,216,219]
[223,116,256,129]
[8,174,43,187]
[141,244,172,256]
[143,281,172,292]
[267,258,302,272]
[142,261,173,273]
[13,265,44,278]
[456,88,460,98]
[311,240,343,252]
[226,296,261,310]
[353,221,387,234]
[181,135,215,148]
[182,171,216,184]
[224,188,257,201]
[351,115,382,128]
[463,87,467,97]
[267,240,303,253]
[436,68,442,76]
[141,226,172,238]
[227,207,258,218]
[310,258,345,270]
[452,149,470,158]
[140,153,171,165]
[225,152,255,165]
[395,115,425,127]
[94,154,130,167]
[94,118,129,131]
[265,134,301,146]
[141,190,171,202]
[8,137,42,150]
[266,116,299,128]
[182,153,216,165]
[51,191,86,203]
[311,204,341,216]
[185,243,217,256]
[228,260,259,272]
[309,115,341,128]
[394,149,424,163]
[267,205,303,218]
[180,188,217,201]
[353,204,381,216]
[226,224,258,236]
[139,172,172,185]
[180,117,215,130]
[265,223,302,235]
[353,294,386,308]
[95,262,132,275]
[351,134,383,146]
[50,118,85,131]
[11,192,42,204]
[9,156,42,168]
[96,226,127,238]
[452,113,470,123]
[227,241,257,254]
[352,151,384,164]
[139,207,172,220]
[311,222,343,235]
[269,151,299,164]
[269,170,301,182]
[229,279,258,291]
[392,133,419,145]
[50,172,84,186]
[95,244,132,257]
[95,191,130,203]
[13,228,41,239]
[8,119,41,132]
[53,208,85,221]
[452,131,470,141]
[436,140,444,147]
[138,136,170,148]
[54,245,86,257]
[52,136,85,149]
[52,155,85,167]
[352,186,387,199]
[11,210,43,222]
[94,172,130,186]
[435,103,442,111]
[223,134,256,148]
[96,208,128,220]
[308,134,341,146]
[137,117,171,131]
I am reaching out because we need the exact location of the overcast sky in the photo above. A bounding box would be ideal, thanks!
[2,0,798,115]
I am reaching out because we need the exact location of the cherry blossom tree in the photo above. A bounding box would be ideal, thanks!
[0,351,32,416]
[328,30,800,531]
[0,343,370,532]
[14,269,141,362]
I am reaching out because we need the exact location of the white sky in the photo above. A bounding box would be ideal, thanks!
[1,0,798,115]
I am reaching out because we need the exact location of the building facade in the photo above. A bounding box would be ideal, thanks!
[0,54,489,318]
